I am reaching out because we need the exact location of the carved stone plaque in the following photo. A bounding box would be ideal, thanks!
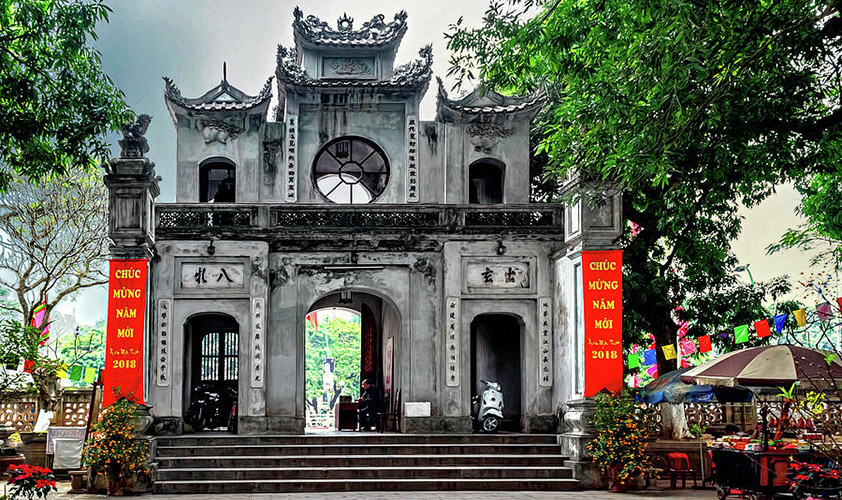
[406,115,419,202]
[251,298,265,388]
[445,297,460,387]
[285,115,298,202]
[180,263,244,289]
[539,297,553,387]
[322,57,375,79]
[465,261,530,291]
[156,298,171,387]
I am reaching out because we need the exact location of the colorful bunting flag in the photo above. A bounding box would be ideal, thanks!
[698,335,712,353]
[754,319,771,338]
[56,365,68,379]
[83,367,97,384]
[628,353,640,369]
[31,301,49,345]
[793,308,807,327]
[680,340,696,356]
[69,365,83,382]
[663,344,677,360]
[734,325,749,344]
[643,349,657,366]
[817,302,832,321]
[837,297,842,313]
[646,365,658,379]
[773,314,788,333]
[306,312,318,334]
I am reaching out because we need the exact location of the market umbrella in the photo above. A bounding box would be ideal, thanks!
[680,344,842,389]
[639,367,753,404]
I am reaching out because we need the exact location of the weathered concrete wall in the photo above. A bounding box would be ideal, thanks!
[173,115,265,203]
[147,239,269,433]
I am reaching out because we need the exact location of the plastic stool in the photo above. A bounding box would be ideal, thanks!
[668,452,698,489]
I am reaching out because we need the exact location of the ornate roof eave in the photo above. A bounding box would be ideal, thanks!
[275,44,432,93]
[435,77,546,122]
[163,76,273,115]
[292,7,408,49]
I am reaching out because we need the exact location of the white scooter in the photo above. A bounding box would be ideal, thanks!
[472,379,504,433]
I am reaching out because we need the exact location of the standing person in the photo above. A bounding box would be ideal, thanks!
[357,379,380,431]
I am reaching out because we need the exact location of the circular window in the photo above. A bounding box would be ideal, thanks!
[313,137,389,203]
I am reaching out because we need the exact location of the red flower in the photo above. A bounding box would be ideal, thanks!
[795,474,811,481]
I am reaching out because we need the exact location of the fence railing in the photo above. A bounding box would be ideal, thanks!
[0,390,93,432]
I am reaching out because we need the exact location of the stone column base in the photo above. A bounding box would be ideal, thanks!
[239,416,304,434]
[152,417,183,436]
[403,416,472,433]
[560,434,605,489]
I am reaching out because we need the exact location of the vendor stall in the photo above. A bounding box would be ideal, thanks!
[681,344,842,499]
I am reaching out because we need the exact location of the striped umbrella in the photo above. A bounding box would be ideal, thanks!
[680,344,842,388]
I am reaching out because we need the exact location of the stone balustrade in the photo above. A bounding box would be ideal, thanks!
[155,203,564,237]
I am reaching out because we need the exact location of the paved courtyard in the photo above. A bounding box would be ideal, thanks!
[51,481,716,499]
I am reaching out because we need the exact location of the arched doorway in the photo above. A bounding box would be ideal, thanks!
[303,290,401,432]
[183,313,239,431]
[468,158,505,204]
[471,313,522,431]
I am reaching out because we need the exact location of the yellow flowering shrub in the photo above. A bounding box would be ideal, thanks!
[81,398,149,480]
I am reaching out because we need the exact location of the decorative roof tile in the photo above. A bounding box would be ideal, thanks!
[276,45,433,91]
[164,74,273,112]
[292,7,408,47]
[436,77,545,117]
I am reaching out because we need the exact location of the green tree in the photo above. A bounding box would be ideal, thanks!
[305,314,361,412]
[447,0,842,375]
[0,0,132,188]
[58,320,105,385]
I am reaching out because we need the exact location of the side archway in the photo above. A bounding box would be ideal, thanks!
[183,313,239,430]
[468,158,505,204]
[470,312,523,430]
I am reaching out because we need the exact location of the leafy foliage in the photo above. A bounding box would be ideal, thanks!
[447,0,842,373]
[305,313,361,411]
[0,0,132,189]
[82,398,150,480]
[58,321,105,372]
[588,394,655,483]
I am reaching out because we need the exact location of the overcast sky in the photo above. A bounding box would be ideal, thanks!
[56,0,821,324]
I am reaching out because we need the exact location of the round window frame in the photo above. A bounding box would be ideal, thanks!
[311,136,390,204]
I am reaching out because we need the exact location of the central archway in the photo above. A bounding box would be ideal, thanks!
[303,290,401,432]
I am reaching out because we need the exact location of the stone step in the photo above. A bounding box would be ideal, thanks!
[156,453,568,469]
[157,465,575,481]
[155,443,559,457]
[154,477,581,494]
[155,433,559,447]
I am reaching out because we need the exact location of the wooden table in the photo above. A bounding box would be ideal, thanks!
[336,401,360,431]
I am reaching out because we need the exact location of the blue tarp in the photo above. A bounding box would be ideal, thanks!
[637,367,753,404]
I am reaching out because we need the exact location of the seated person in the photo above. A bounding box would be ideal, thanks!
[357,379,381,431]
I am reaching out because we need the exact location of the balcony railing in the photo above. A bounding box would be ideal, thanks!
[155,203,564,236]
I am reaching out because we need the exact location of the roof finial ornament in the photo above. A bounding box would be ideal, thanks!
[338,13,353,31]
[223,61,228,84]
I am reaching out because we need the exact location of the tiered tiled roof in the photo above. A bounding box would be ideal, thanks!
[163,74,273,112]
[276,45,433,91]
[436,78,545,119]
[292,7,408,48]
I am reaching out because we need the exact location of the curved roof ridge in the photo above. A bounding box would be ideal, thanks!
[292,7,408,47]
[163,75,273,112]
[436,77,546,116]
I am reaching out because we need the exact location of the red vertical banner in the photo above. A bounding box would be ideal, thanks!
[103,259,148,406]
[582,250,623,397]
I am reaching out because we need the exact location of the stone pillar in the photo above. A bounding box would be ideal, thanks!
[560,398,604,489]
[104,114,159,259]
[557,178,622,487]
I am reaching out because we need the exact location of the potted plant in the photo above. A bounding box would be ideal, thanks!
[82,398,150,496]
[789,461,842,499]
[588,393,655,492]
[6,463,57,500]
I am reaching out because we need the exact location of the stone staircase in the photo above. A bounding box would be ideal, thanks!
[153,433,579,494]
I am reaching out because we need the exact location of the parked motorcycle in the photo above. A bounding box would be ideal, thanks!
[184,384,237,432]
[472,379,504,433]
